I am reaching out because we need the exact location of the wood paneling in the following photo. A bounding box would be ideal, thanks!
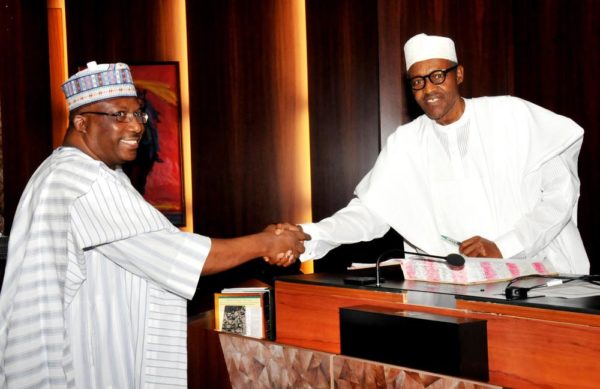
[305,0,407,273]
[275,281,407,353]
[184,0,311,308]
[511,0,600,273]
[305,0,381,221]
[0,0,53,234]
[457,298,600,329]
[276,280,600,388]
[65,0,163,67]
[188,315,232,389]
[186,0,310,239]
[458,300,600,388]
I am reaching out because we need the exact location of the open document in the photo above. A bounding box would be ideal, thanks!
[350,256,556,285]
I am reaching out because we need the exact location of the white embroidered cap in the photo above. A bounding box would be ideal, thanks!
[404,33,457,71]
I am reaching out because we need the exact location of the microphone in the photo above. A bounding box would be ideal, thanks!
[404,251,466,267]
[375,249,465,287]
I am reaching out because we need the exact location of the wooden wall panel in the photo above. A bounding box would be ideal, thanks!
[511,0,600,273]
[377,0,405,143]
[186,0,310,238]
[305,0,381,222]
[65,0,164,69]
[185,0,311,298]
[0,0,53,234]
[188,314,232,389]
[304,0,407,273]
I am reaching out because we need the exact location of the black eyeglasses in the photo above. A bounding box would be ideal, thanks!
[79,110,149,124]
[408,64,459,90]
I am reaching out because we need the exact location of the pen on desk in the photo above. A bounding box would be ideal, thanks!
[441,235,462,247]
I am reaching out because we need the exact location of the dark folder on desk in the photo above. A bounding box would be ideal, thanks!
[340,305,488,381]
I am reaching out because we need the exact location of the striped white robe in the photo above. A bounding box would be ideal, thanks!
[0,147,208,388]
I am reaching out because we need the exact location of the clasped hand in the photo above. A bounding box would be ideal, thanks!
[263,223,310,267]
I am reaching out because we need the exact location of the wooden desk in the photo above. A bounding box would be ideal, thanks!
[275,273,600,389]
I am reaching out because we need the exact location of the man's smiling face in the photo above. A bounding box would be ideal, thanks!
[73,97,145,169]
[408,58,464,125]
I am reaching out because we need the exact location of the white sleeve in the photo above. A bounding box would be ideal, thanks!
[496,155,577,259]
[92,230,211,299]
[300,197,390,261]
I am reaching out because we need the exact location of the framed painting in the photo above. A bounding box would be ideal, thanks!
[126,62,185,226]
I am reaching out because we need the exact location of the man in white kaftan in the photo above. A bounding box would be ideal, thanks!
[0,62,309,388]
[299,33,589,275]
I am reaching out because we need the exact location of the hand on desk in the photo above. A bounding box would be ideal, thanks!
[263,223,310,267]
[459,235,502,258]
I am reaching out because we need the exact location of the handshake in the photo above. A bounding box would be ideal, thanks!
[262,222,311,267]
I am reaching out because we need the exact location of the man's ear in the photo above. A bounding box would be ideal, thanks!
[456,65,464,85]
[72,114,88,133]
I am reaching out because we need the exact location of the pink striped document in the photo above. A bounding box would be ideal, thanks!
[398,256,557,285]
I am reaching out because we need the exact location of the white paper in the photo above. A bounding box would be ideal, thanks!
[221,287,269,293]
[350,256,556,285]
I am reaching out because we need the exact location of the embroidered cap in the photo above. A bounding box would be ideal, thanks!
[61,61,137,111]
[404,33,457,71]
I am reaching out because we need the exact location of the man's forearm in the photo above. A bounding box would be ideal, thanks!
[202,234,268,275]
[202,229,309,275]
[300,197,390,260]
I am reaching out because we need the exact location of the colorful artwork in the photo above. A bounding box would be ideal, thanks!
[127,62,185,225]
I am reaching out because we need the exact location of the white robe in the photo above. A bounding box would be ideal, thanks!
[301,96,589,274]
[0,147,209,388]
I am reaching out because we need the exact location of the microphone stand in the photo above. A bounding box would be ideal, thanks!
[376,258,382,287]
[375,249,404,287]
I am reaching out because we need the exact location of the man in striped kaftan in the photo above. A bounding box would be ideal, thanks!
[0,62,308,388]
